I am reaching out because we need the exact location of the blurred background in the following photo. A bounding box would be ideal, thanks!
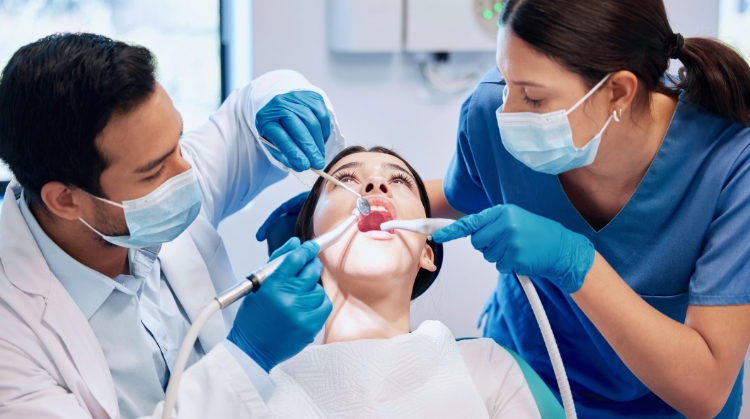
[1,0,749,414]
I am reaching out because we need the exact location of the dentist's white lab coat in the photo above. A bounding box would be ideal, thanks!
[0,70,343,419]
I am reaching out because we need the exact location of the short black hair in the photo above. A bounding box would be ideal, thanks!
[0,32,157,204]
[295,146,439,300]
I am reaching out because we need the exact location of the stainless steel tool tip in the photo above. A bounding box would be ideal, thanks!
[356,197,371,215]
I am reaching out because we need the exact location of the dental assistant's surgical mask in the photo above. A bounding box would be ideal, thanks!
[79,169,202,249]
[496,74,613,175]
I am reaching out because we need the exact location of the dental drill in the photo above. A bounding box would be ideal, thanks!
[161,210,360,419]
[382,218,578,419]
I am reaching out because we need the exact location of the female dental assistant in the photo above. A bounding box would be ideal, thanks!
[429,0,750,417]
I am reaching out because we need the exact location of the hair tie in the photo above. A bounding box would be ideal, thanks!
[669,33,684,59]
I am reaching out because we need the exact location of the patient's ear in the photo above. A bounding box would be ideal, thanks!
[418,243,437,272]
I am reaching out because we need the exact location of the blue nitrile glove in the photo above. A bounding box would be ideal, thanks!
[227,237,332,372]
[256,91,331,171]
[256,191,310,242]
[432,204,595,294]
[256,191,311,256]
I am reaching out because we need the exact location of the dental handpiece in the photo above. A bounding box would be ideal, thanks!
[380,218,454,238]
[215,210,360,308]
[258,136,371,215]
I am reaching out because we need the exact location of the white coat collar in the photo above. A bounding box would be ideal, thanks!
[0,182,120,418]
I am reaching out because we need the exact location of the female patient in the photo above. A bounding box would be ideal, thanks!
[266,146,541,418]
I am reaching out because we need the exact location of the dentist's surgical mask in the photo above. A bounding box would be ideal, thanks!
[79,169,202,249]
[496,74,613,175]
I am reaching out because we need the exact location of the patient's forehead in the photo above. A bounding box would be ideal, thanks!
[328,151,414,176]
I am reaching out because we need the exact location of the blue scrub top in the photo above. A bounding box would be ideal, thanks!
[445,68,750,418]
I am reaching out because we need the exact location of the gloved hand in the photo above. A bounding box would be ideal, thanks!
[256,191,310,242]
[256,91,331,171]
[432,204,595,294]
[256,191,311,256]
[227,237,332,372]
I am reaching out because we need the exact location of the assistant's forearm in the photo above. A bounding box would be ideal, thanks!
[425,179,463,220]
[571,253,737,417]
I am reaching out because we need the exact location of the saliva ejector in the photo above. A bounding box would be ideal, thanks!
[381,218,578,419]
[161,209,361,419]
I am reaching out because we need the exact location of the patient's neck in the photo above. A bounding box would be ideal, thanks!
[321,275,412,344]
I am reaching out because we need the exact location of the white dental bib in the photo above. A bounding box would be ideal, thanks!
[268,320,490,419]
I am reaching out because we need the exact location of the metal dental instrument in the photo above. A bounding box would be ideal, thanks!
[217,209,360,308]
[258,136,371,215]
[162,210,361,419]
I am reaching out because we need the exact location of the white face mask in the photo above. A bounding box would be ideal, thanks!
[79,169,202,249]
[496,74,613,175]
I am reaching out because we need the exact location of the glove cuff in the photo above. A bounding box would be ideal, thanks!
[550,231,595,294]
[227,326,275,373]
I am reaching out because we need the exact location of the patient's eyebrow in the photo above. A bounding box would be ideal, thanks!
[382,162,413,177]
[330,161,364,175]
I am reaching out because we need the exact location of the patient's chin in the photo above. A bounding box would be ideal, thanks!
[338,241,416,280]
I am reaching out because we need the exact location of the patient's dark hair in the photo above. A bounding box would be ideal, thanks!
[295,146,437,299]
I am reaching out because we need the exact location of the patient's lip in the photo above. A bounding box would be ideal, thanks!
[363,230,395,240]
[365,196,396,219]
[357,196,396,233]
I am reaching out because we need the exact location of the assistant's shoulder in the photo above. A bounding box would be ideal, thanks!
[462,67,505,118]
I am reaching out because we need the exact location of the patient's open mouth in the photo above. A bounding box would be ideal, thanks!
[357,197,396,233]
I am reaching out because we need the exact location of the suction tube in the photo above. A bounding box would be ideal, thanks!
[518,274,577,419]
[161,211,359,419]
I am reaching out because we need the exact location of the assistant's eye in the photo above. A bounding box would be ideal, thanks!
[333,170,357,183]
[389,172,414,188]
[523,95,543,108]
[144,167,164,182]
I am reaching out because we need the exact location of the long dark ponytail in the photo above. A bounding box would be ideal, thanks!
[501,0,750,124]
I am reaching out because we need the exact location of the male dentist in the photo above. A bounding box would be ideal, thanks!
[0,33,340,418]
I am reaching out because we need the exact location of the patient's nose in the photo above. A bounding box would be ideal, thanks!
[364,179,388,194]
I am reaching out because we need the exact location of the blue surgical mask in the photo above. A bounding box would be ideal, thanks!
[496,74,613,175]
[79,169,202,249]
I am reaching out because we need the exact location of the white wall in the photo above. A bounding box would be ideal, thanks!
[217,0,750,414]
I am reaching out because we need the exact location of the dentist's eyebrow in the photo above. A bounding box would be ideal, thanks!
[135,144,177,174]
[330,161,364,176]
[135,115,182,174]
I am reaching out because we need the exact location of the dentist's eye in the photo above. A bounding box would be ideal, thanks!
[389,173,414,188]
[523,95,543,108]
[333,170,357,183]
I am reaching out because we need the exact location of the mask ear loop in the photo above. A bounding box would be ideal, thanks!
[565,73,613,116]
